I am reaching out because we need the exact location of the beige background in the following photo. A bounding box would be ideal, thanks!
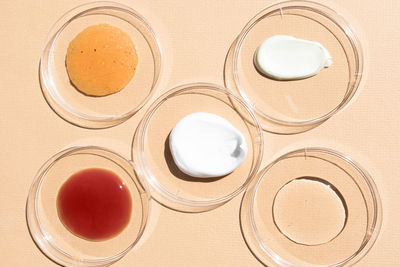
[0,0,399,266]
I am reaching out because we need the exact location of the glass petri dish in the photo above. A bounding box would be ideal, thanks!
[132,83,264,212]
[40,2,162,128]
[240,148,382,266]
[26,146,149,267]
[224,1,363,134]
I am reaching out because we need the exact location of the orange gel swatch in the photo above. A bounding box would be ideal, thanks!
[65,24,138,96]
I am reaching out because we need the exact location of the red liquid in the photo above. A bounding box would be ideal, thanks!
[57,168,132,241]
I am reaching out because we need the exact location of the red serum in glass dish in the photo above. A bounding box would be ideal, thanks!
[57,168,132,241]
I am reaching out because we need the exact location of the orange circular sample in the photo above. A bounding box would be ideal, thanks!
[65,24,138,97]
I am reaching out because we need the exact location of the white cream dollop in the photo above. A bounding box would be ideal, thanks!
[254,35,332,80]
[169,112,247,178]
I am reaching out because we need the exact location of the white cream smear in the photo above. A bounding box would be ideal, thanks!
[254,35,332,80]
[169,112,247,178]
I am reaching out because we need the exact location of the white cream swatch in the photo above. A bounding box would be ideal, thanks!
[254,35,332,80]
[169,112,247,178]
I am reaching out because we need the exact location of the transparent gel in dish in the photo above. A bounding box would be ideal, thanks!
[240,148,382,267]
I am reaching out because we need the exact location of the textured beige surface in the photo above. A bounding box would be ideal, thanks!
[0,0,399,266]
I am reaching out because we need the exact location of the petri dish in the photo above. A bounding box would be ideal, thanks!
[132,83,264,212]
[26,146,149,267]
[40,2,162,128]
[224,1,363,134]
[240,148,382,266]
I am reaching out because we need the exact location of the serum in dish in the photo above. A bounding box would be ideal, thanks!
[57,168,132,241]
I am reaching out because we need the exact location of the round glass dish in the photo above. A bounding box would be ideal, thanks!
[40,2,162,128]
[26,146,149,267]
[240,148,382,266]
[132,83,264,212]
[224,1,363,134]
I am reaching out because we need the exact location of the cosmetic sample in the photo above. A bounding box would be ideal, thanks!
[57,168,132,241]
[254,35,332,80]
[169,112,247,178]
[65,24,138,96]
